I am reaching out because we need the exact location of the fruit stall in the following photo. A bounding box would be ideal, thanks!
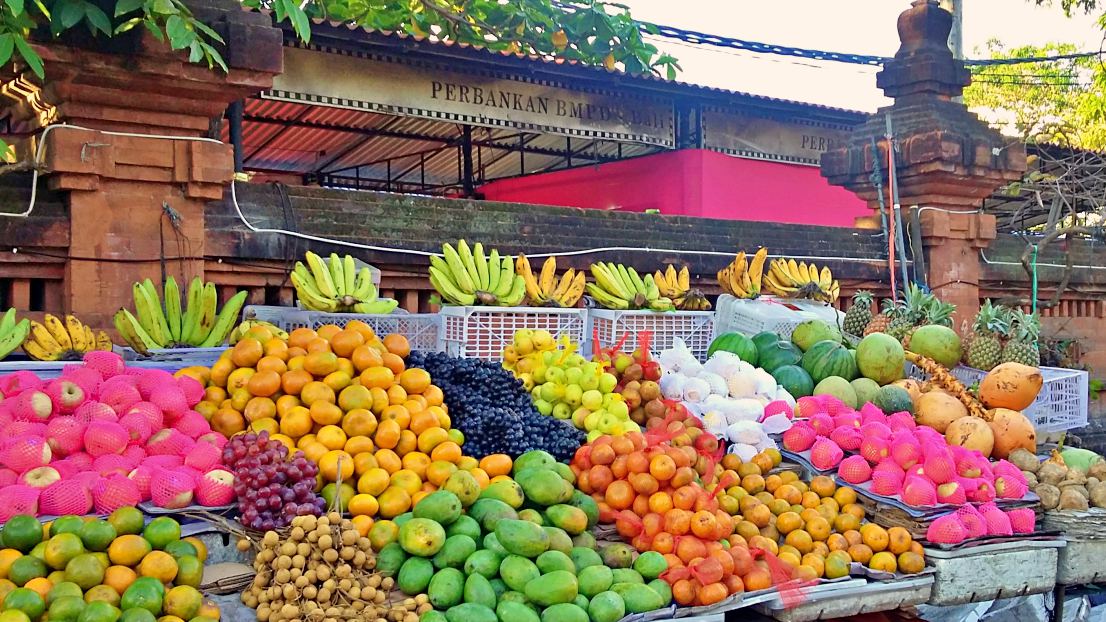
[0,242,1095,622]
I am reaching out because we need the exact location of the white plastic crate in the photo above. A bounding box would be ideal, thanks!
[588,309,715,362]
[713,294,816,341]
[438,306,588,361]
[243,305,442,353]
[781,298,846,327]
[906,363,1088,432]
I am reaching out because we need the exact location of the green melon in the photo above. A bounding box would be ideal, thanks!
[790,320,841,352]
[874,385,914,414]
[908,325,962,369]
[756,340,803,372]
[707,332,757,365]
[813,377,858,409]
[850,378,881,407]
[801,340,858,383]
[855,333,905,385]
[771,365,814,398]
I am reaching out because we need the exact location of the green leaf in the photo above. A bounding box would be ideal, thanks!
[142,18,164,40]
[0,34,13,66]
[4,0,22,17]
[287,2,311,43]
[191,18,223,43]
[188,38,201,62]
[165,14,187,44]
[84,3,112,35]
[151,0,177,15]
[57,0,84,28]
[113,0,142,16]
[113,16,140,32]
[13,35,42,78]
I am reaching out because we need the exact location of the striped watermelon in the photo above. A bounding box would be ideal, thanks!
[801,340,858,383]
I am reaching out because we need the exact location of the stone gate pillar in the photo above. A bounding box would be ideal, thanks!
[821,0,1025,327]
[5,0,281,328]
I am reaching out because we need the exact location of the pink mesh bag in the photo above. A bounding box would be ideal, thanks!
[149,386,188,422]
[148,429,196,457]
[829,426,863,451]
[73,401,117,425]
[128,464,156,500]
[7,422,48,438]
[0,371,43,397]
[61,365,103,396]
[979,502,1013,536]
[46,417,85,457]
[174,411,211,439]
[184,442,221,472]
[793,396,824,419]
[70,471,103,488]
[815,395,847,417]
[83,421,129,457]
[954,504,988,538]
[118,413,153,445]
[122,444,147,463]
[926,513,968,544]
[0,468,17,487]
[176,376,205,407]
[39,479,93,516]
[196,433,226,450]
[66,452,93,471]
[142,455,183,469]
[9,390,51,422]
[98,380,141,415]
[0,485,40,521]
[137,370,176,400]
[82,350,125,379]
[762,400,793,420]
[859,402,887,423]
[1007,508,1036,534]
[94,453,138,476]
[150,468,195,509]
[195,469,235,506]
[3,435,51,472]
[126,402,164,431]
[808,413,835,437]
[51,459,81,480]
[92,475,142,514]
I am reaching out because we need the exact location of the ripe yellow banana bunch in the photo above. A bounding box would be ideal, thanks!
[764,257,841,302]
[228,320,291,345]
[586,262,675,311]
[291,252,399,314]
[717,247,768,299]
[114,277,248,354]
[428,240,526,307]
[654,265,711,311]
[515,255,587,308]
[23,313,112,361]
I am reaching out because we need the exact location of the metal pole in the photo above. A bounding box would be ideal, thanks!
[461,126,474,197]
[943,0,963,60]
[885,115,912,291]
[227,100,245,173]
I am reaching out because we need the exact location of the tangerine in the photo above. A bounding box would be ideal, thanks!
[279,407,312,438]
[375,449,402,474]
[430,442,462,464]
[316,426,348,451]
[847,543,874,564]
[255,356,287,375]
[380,353,405,375]
[344,435,375,456]
[288,328,318,349]
[604,480,635,510]
[303,352,339,377]
[887,527,912,555]
[348,494,379,518]
[230,339,263,368]
[351,346,384,372]
[329,330,365,358]
[243,397,277,423]
[280,369,313,396]
[309,401,343,426]
[319,450,354,482]
[897,551,924,574]
[360,367,394,390]
[382,334,410,358]
[860,524,889,552]
[300,381,335,406]
[350,515,374,537]
[341,408,377,437]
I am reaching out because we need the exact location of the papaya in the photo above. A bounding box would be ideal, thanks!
[445,515,482,541]
[543,527,573,555]
[496,601,539,622]
[553,463,576,484]
[433,535,476,570]
[610,583,664,613]
[428,568,464,609]
[523,570,578,607]
[482,533,508,557]
[610,569,643,585]
[573,595,589,610]
[398,519,446,557]
[571,532,597,550]
[499,591,531,607]
[647,579,672,605]
[463,549,503,579]
[469,499,518,533]
[516,469,573,507]
[587,592,626,622]
[576,566,613,598]
[512,450,556,475]
[397,557,434,594]
[536,551,575,575]
[375,543,407,577]
[445,603,496,622]
[463,574,496,610]
[414,491,462,525]
[518,510,544,526]
[600,543,634,569]
[632,551,667,581]
[545,505,588,536]
[488,578,507,599]
[442,471,481,507]
[540,603,588,622]
[479,481,524,509]
[495,520,549,558]
[569,547,603,571]
[422,612,448,622]
[499,556,540,593]
[567,491,600,529]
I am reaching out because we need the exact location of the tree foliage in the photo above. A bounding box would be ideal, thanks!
[1032,0,1101,15]
[0,0,678,80]
[963,40,1106,150]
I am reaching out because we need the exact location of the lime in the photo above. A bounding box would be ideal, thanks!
[172,556,202,589]
[64,554,105,591]
[78,522,117,554]
[4,586,46,619]
[106,508,144,537]
[0,578,16,602]
[46,581,84,605]
[180,538,206,563]
[77,600,120,622]
[28,542,47,562]
[47,595,86,622]
[8,555,47,586]
[0,609,31,622]
[2,516,43,553]
[141,519,180,551]
[84,585,120,606]
[120,578,164,616]
[119,610,156,622]
[49,517,86,539]
[161,542,197,561]
[162,586,201,620]
[44,534,87,571]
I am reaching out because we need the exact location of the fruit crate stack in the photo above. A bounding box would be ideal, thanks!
[905,363,1088,432]
[922,539,1065,606]
[587,309,715,362]
[242,305,442,353]
[713,294,816,341]
[752,575,935,622]
[437,306,588,361]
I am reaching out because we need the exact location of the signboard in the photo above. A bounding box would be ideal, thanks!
[702,107,851,165]
[267,47,675,147]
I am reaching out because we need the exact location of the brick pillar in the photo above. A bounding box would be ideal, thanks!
[7,0,281,328]
[820,0,1025,327]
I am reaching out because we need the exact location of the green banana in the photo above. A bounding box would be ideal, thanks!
[592,264,631,300]
[328,253,345,296]
[430,266,475,305]
[291,272,339,312]
[142,279,172,346]
[180,276,204,344]
[643,274,660,300]
[132,282,168,347]
[492,256,512,299]
[201,291,248,347]
[306,252,337,298]
[487,249,501,295]
[114,309,158,355]
[498,275,526,307]
[457,239,480,289]
[192,282,218,345]
[352,299,399,314]
[625,266,647,296]
[473,242,489,292]
[0,308,15,336]
[352,267,374,301]
[343,255,357,298]
[441,243,476,294]
[163,276,183,344]
[586,283,630,310]
[0,318,29,359]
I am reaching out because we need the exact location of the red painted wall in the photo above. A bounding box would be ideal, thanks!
[478,149,869,227]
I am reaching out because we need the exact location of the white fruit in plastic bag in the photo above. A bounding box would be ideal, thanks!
[761,413,794,434]
[729,442,760,463]
[682,377,711,403]
[697,371,729,396]
[659,373,686,400]
[701,410,728,437]
[727,398,764,424]
[726,372,758,399]
[752,369,778,396]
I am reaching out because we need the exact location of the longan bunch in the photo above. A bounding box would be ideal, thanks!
[240,512,429,622]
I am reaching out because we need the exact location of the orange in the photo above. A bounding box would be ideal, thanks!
[226,368,255,393]
[360,367,394,390]
[310,401,343,426]
[375,419,401,450]
[398,368,431,395]
[330,330,366,358]
[479,454,513,477]
[301,441,329,465]
[243,397,277,422]
[387,385,407,406]
[430,441,461,464]
[287,347,306,360]
[319,450,355,482]
[323,371,352,393]
[345,320,377,342]
[401,453,431,480]
[212,409,246,436]
[300,381,335,406]
[404,397,427,413]
[263,338,289,360]
[423,385,444,407]
[350,515,374,538]
[230,338,263,368]
[395,430,417,456]
[353,452,378,476]
[809,475,836,499]
[103,565,137,595]
[344,435,375,456]
[303,352,340,377]
[317,425,348,451]
[380,405,411,430]
[389,469,422,495]
[338,385,372,412]
[833,486,858,507]
[23,577,52,599]
[288,328,318,349]
[203,386,227,404]
[275,395,301,417]
[416,427,449,454]
[351,346,384,373]
[805,516,831,542]
[369,387,390,414]
[887,527,913,555]
[775,512,803,535]
[381,353,405,375]
[848,543,874,565]
[280,369,313,396]
[842,503,866,520]
[470,468,490,489]
[317,324,342,340]
[897,551,924,574]
[208,359,234,388]
[375,449,402,474]
[255,356,288,375]
[426,461,457,487]
[230,388,251,412]
[342,408,378,437]
[869,551,897,573]
[429,406,450,428]
[358,468,391,496]
[408,411,439,436]
[382,334,410,358]
[377,487,411,519]
[297,433,317,448]
[833,512,860,534]
[138,551,178,582]
[248,418,279,435]
[306,337,331,354]
[280,407,312,438]
[861,524,889,553]
[348,494,379,518]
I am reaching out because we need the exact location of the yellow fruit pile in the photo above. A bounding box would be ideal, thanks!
[188,322,498,529]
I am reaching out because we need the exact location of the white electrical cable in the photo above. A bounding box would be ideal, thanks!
[7,122,908,267]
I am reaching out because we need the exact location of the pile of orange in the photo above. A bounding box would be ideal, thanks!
[190,321,492,527]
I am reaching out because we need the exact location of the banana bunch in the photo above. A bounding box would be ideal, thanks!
[114,277,248,354]
[515,255,586,308]
[0,309,30,361]
[586,262,675,311]
[764,258,841,302]
[717,247,768,299]
[428,240,526,307]
[22,313,112,361]
[228,320,291,345]
[654,265,711,311]
[291,252,399,314]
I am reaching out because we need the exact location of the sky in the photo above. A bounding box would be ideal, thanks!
[619,0,1104,111]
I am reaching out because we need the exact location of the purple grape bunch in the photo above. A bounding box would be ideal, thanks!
[222,430,325,531]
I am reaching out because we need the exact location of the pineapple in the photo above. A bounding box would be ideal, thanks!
[864,298,899,336]
[966,300,1008,371]
[844,291,874,336]
[887,284,932,342]
[1002,309,1041,366]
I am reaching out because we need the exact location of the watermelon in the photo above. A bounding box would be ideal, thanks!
[757,341,803,372]
[772,365,814,398]
[708,332,758,366]
[874,385,914,415]
[751,331,780,352]
[801,340,858,384]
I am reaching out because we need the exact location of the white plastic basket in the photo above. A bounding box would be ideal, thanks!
[713,294,815,341]
[438,306,588,361]
[588,309,715,362]
[243,305,442,353]
[906,363,1088,433]
[782,299,846,327]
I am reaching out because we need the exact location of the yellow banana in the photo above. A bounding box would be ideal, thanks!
[343,255,357,299]
[95,330,113,351]
[538,257,557,297]
[29,320,61,351]
[560,270,586,307]
[516,254,544,303]
[43,314,72,351]
[306,252,337,298]
[456,240,480,289]
[82,324,95,352]
[22,338,59,361]
[819,265,833,291]
[678,266,690,291]
[748,248,768,287]
[550,269,575,305]
[442,243,476,294]
[64,315,87,352]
